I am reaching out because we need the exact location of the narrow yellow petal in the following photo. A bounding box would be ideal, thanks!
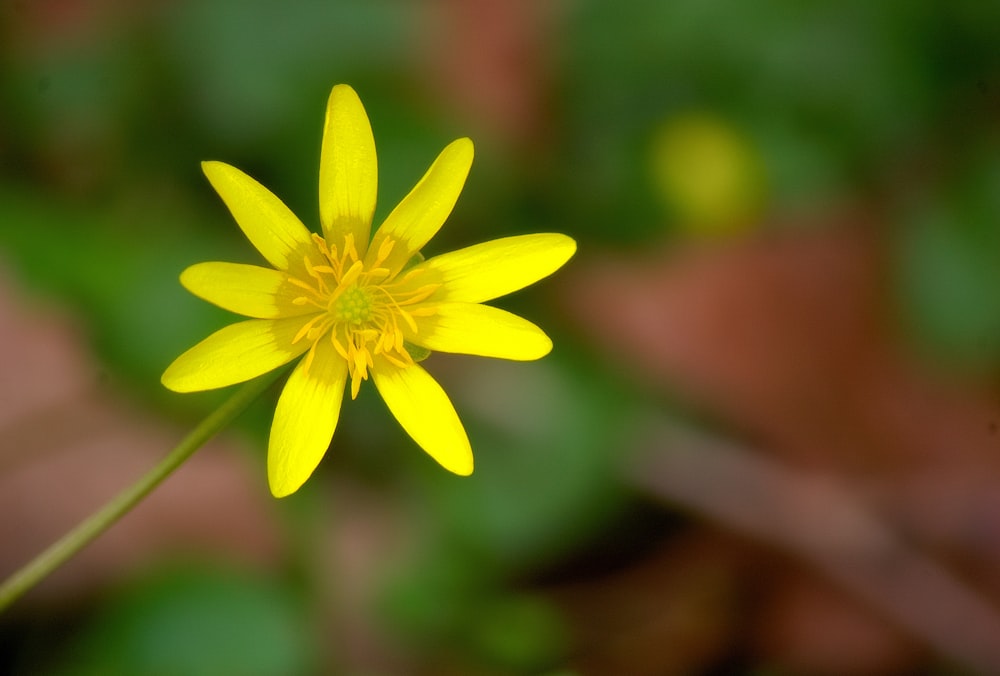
[372,361,473,475]
[180,262,317,319]
[367,138,474,275]
[416,233,577,303]
[202,161,314,272]
[268,340,348,497]
[319,84,377,255]
[409,303,552,360]
[161,317,312,392]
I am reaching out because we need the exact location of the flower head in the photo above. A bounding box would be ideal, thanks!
[162,85,576,497]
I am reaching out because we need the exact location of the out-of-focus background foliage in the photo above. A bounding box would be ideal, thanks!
[3,0,1000,673]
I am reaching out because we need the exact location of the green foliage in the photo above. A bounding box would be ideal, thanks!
[895,149,1000,369]
[45,566,316,676]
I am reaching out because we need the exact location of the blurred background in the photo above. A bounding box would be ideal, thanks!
[3,0,1000,673]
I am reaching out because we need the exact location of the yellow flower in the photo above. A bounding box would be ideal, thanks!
[162,85,576,497]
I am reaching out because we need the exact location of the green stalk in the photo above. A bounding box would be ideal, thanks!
[0,370,283,613]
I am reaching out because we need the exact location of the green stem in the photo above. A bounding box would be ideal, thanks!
[0,370,284,613]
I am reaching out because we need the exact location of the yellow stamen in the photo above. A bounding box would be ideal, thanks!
[283,233,440,397]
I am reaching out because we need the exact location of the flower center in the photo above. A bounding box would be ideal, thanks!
[287,233,439,399]
[332,284,372,325]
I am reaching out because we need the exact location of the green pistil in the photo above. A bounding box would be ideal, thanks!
[333,285,372,325]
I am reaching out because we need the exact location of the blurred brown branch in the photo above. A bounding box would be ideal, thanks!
[631,419,1000,673]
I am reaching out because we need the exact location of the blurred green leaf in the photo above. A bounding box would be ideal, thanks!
[895,151,1000,369]
[48,566,316,676]
[465,594,569,671]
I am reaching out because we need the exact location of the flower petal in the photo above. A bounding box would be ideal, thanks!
[367,138,474,275]
[409,303,552,360]
[161,317,311,392]
[202,161,314,272]
[268,339,348,497]
[416,233,577,303]
[181,262,316,319]
[319,84,378,254]
[372,361,473,475]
